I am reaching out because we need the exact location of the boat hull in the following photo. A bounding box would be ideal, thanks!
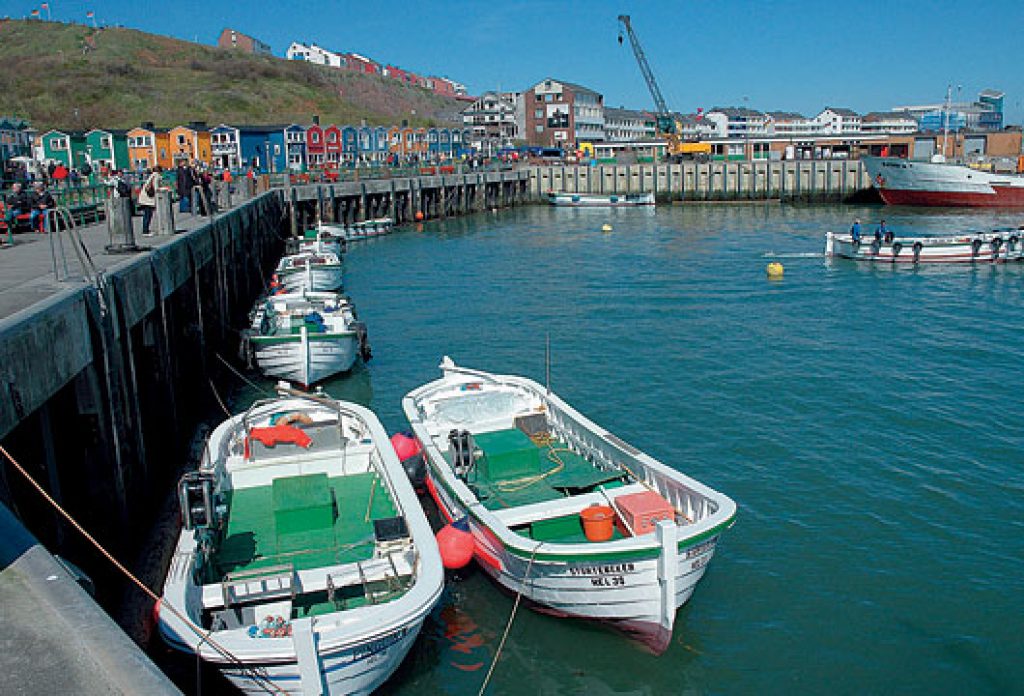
[251,334,358,385]
[547,192,655,207]
[864,156,1024,208]
[424,464,717,656]
[828,230,1024,264]
[278,265,344,293]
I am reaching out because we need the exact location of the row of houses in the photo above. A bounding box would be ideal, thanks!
[461,79,1008,153]
[285,41,469,100]
[36,122,476,172]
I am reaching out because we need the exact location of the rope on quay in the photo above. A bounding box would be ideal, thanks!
[0,445,287,696]
[478,543,542,696]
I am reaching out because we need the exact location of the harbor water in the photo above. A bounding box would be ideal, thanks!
[229,203,1023,694]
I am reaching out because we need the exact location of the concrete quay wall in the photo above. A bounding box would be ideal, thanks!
[528,160,874,202]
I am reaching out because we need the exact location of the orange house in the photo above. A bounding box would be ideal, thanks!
[127,126,172,170]
[387,126,402,155]
[168,124,213,165]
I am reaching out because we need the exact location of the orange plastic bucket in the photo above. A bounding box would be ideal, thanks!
[580,505,615,542]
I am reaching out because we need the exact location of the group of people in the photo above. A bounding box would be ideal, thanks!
[850,218,894,244]
[2,181,56,241]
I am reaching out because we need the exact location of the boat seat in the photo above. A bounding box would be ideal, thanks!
[272,473,335,538]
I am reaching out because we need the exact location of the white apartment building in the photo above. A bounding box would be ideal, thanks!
[604,108,656,142]
[286,42,344,68]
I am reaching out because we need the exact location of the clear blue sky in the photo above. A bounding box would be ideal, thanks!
[10,0,1024,123]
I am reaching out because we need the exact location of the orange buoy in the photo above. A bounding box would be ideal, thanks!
[437,517,474,569]
[580,504,615,542]
[415,211,424,221]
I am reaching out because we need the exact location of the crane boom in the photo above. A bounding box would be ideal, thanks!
[617,14,675,134]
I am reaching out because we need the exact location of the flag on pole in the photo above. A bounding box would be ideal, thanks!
[86,11,94,17]
[30,9,40,16]
[41,3,48,8]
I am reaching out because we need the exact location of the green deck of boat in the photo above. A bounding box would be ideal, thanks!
[212,471,397,580]
[467,428,627,511]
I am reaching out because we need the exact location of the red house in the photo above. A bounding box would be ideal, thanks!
[323,125,342,164]
[344,53,379,75]
[385,65,408,83]
[305,124,325,167]
[432,77,457,97]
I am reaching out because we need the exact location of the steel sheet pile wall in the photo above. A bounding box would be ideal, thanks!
[0,192,284,587]
[528,161,873,202]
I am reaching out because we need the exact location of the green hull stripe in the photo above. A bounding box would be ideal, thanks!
[252,333,355,345]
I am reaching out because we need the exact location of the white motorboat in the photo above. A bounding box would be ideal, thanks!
[826,227,1024,264]
[274,251,344,293]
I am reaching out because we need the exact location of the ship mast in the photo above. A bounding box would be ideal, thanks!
[940,84,952,162]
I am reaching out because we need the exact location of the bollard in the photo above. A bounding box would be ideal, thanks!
[154,190,175,235]
[105,197,140,253]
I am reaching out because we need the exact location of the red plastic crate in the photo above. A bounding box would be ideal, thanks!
[613,490,675,536]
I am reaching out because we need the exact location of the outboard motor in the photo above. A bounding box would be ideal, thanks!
[448,429,474,479]
[179,471,217,530]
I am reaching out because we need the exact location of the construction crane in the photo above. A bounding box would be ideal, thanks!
[618,15,710,161]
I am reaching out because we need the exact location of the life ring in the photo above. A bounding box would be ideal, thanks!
[875,174,886,187]
[892,241,903,256]
[971,238,983,256]
[990,237,1003,252]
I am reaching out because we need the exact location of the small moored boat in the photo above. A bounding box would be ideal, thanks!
[245,291,371,386]
[546,192,655,207]
[159,388,444,695]
[826,227,1024,264]
[275,250,344,293]
[402,358,736,654]
[314,218,393,242]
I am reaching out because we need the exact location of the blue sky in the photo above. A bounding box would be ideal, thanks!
[9,0,1024,122]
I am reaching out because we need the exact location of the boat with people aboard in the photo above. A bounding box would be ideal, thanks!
[826,226,1024,264]
[401,357,736,654]
[546,192,655,207]
[274,249,345,293]
[245,291,371,387]
[158,387,444,696]
[314,217,393,242]
[863,155,1024,208]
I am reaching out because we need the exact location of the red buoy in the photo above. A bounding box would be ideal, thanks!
[436,517,474,569]
[390,432,422,462]
[414,211,424,221]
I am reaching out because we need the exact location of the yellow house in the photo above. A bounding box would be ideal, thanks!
[127,126,171,170]
[168,124,213,165]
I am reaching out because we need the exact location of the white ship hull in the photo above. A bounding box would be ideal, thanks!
[864,156,1024,207]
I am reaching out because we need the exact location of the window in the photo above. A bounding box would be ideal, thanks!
[545,94,553,102]
[50,137,68,150]
[534,109,543,118]
[535,125,543,133]
[100,136,112,149]
[311,132,321,143]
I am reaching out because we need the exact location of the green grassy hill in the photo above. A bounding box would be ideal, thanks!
[0,19,465,131]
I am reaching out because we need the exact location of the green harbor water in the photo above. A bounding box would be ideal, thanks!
[240,203,1024,694]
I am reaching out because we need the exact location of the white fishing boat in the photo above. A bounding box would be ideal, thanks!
[275,250,344,293]
[863,155,1024,208]
[292,230,345,257]
[314,218,393,242]
[246,292,371,386]
[158,388,444,695]
[546,192,655,207]
[402,358,736,654]
[826,227,1024,264]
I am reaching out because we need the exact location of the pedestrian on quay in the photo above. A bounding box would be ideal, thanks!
[3,182,30,244]
[137,166,166,236]
[51,162,68,188]
[850,218,861,242]
[175,159,194,213]
[878,219,892,243]
[29,181,55,233]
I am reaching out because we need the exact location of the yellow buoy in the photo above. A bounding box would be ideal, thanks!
[766,262,784,279]
[601,223,613,233]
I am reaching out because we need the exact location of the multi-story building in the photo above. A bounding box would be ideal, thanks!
[603,108,656,142]
[286,42,344,68]
[704,108,771,139]
[127,124,171,170]
[766,112,816,137]
[84,129,129,170]
[893,89,1004,132]
[524,78,605,149]
[814,107,862,135]
[344,53,380,75]
[859,112,918,135]
[169,123,212,165]
[462,91,519,154]
[217,28,271,55]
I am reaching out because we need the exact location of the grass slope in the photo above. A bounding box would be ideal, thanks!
[0,19,464,131]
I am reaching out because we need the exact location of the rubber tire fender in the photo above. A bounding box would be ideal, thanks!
[971,238,983,256]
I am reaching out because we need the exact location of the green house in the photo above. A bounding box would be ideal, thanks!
[84,129,130,170]
[40,129,88,168]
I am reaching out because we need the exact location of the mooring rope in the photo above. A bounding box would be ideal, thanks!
[0,444,286,695]
[477,542,542,696]
[216,352,272,397]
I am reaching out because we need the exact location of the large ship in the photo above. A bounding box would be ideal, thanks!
[863,156,1024,207]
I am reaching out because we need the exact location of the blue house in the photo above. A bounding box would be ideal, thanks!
[284,124,306,171]
[236,125,295,172]
[341,126,358,163]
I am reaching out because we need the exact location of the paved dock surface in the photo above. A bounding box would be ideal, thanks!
[0,210,218,322]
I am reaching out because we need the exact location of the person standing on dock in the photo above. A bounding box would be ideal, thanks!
[137,166,166,237]
[175,160,195,214]
[850,218,861,242]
